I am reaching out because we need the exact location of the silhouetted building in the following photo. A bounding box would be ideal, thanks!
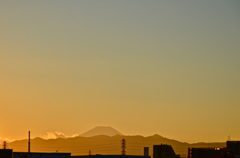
[71,155,150,158]
[187,141,240,158]
[187,148,229,158]
[144,147,149,156]
[13,152,71,158]
[227,141,240,156]
[153,144,178,158]
[0,149,13,158]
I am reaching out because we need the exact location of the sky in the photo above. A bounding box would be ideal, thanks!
[0,0,240,143]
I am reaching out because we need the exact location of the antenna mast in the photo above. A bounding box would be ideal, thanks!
[28,131,30,153]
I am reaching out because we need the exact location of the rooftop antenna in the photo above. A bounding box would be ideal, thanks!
[228,134,231,141]
[28,131,30,153]
[121,139,126,155]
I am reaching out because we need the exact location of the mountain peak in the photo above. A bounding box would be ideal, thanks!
[80,126,123,137]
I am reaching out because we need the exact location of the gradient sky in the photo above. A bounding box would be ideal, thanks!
[1,0,240,143]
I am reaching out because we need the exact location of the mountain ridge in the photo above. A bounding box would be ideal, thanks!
[6,127,227,156]
[8,134,226,156]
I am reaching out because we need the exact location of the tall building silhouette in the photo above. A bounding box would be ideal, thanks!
[153,144,178,158]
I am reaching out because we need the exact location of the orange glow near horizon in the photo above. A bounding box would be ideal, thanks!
[0,0,240,144]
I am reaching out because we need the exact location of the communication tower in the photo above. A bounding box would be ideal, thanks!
[121,139,126,155]
[3,141,7,149]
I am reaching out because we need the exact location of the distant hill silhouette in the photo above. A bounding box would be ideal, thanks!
[80,126,123,137]
[7,127,226,156]
[8,135,226,157]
